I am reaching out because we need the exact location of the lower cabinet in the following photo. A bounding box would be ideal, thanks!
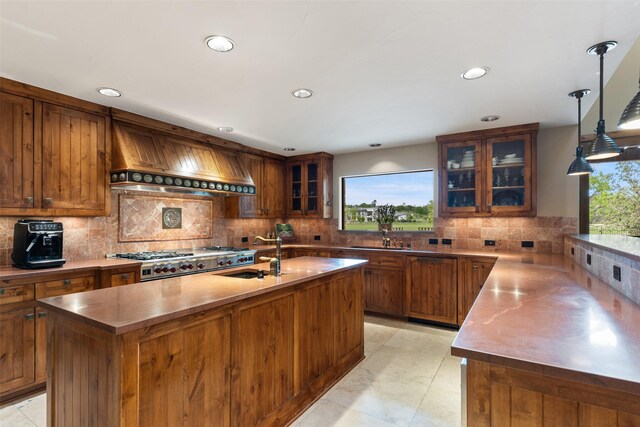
[0,307,35,394]
[364,267,404,315]
[405,256,458,325]
[458,257,495,325]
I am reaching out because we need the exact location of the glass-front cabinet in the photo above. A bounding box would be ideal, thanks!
[437,123,538,217]
[287,153,333,218]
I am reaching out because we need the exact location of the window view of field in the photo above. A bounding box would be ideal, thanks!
[589,160,640,237]
[342,170,434,231]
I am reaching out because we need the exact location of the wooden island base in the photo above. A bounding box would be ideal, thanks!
[46,267,364,426]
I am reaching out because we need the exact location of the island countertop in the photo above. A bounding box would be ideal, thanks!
[451,251,640,396]
[37,256,367,335]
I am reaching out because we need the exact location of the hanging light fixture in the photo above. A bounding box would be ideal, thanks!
[583,41,622,160]
[618,68,640,130]
[567,89,593,176]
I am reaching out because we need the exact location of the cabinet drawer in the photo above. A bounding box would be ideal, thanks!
[365,254,404,268]
[36,275,94,298]
[0,284,35,305]
[110,272,136,287]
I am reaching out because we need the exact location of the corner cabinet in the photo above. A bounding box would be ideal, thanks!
[0,79,111,216]
[437,123,538,217]
[287,152,333,218]
[225,153,286,218]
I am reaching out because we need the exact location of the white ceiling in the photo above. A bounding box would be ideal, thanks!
[1,1,639,156]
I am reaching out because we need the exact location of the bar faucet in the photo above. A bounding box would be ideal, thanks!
[382,229,391,248]
[254,235,282,276]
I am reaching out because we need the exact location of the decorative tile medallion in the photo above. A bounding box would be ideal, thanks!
[162,208,182,229]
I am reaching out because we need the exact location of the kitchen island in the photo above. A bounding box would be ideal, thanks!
[38,256,367,427]
[452,249,640,426]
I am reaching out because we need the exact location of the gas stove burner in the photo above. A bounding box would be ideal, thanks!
[115,251,194,261]
[205,246,250,252]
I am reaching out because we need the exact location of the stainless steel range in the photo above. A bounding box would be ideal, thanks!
[108,246,257,281]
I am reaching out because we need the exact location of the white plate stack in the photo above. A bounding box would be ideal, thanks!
[460,150,475,168]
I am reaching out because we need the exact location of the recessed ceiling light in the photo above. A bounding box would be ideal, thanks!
[481,115,500,122]
[292,89,313,99]
[217,126,233,132]
[205,35,234,52]
[97,87,122,97]
[283,147,296,152]
[369,143,382,148]
[461,67,489,80]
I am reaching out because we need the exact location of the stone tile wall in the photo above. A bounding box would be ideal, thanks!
[564,236,640,305]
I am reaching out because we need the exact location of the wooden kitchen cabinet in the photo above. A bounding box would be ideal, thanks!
[225,153,286,218]
[0,92,35,209]
[0,78,111,216]
[97,265,140,288]
[35,275,95,298]
[364,267,404,316]
[405,256,458,325]
[287,152,333,218]
[457,257,495,325]
[0,307,35,394]
[437,123,538,217]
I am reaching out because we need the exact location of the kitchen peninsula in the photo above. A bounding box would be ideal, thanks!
[37,257,367,427]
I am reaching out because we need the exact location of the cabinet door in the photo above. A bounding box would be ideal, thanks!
[439,140,483,216]
[333,272,364,361]
[458,259,494,325]
[305,161,321,216]
[35,308,47,382]
[288,161,304,216]
[0,92,35,209]
[364,267,404,315]
[42,103,108,212]
[0,307,35,393]
[109,271,136,287]
[486,133,535,215]
[262,157,286,218]
[405,256,457,324]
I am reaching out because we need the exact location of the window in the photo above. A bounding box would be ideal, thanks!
[579,132,640,237]
[341,170,434,231]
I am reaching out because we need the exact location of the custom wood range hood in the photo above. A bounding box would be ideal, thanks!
[110,119,256,197]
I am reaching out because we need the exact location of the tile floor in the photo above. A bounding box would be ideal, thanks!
[0,315,462,427]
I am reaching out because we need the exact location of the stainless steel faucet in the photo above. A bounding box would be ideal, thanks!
[254,235,282,276]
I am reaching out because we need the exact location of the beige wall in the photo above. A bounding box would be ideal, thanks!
[332,142,438,221]
[333,125,580,219]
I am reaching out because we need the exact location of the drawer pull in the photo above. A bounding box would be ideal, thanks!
[25,196,34,204]
[121,273,129,280]
[0,288,4,295]
[63,279,72,288]
[25,313,35,320]
[472,265,478,271]
[38,311,47,318]
[44,197,53,206]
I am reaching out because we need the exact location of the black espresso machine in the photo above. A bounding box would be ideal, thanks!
[12,219,66,269]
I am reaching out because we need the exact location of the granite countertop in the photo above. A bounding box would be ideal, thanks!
[451,252,640,396]
[37,257,367,335]
[566,234,640,261]
[0,258,142,282]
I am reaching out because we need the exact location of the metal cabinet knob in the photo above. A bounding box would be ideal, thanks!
[25,313,35,320]
[25,196,33,204]
[472,265,478,271]
[0,288,5,295]
[38,311,47,318]
[487,204,492,213]
[44,198,53,206]
[121,273,129,281]
[63,279,71,288]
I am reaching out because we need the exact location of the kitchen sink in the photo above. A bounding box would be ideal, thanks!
[220,269,269,279]
[350,245,405,250]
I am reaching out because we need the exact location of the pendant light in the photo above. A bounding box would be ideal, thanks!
[583,41,622,160]
[618,68,640,130]
[567,89,593,176]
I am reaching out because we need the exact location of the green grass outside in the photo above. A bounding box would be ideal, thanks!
[344,221,434,231]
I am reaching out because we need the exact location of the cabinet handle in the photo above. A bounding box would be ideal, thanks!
[474,204,479,212]
[472,264,478,271]
[44,197,53,206]
[487,204,492,213]
[121,273,129,281]
[25,196,34,204]
[25,313,35,321]
[0,288,4,295]
[38,311,47,318]
[63,279,71,288]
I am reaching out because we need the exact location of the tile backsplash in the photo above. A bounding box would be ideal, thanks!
[0,189,577,266]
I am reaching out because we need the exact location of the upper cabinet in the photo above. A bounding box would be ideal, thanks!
[437,123,538,217]
[286,153,333,218]
[225,153,286,218]
[0,79,111,216]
